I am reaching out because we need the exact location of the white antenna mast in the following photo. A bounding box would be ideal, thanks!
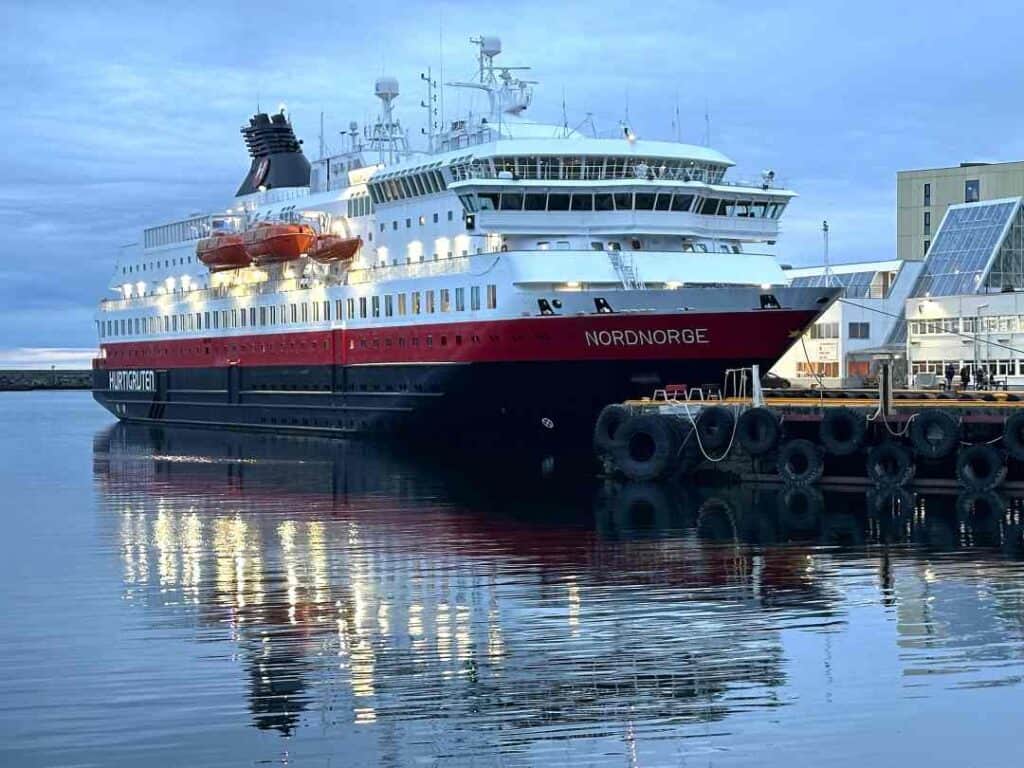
[823,220,836,286]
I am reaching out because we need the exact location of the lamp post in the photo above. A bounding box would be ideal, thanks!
[975,302,990,386]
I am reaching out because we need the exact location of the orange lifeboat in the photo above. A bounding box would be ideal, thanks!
[196,232,249,272]
[242,222,316,265]
[308,235,362,264]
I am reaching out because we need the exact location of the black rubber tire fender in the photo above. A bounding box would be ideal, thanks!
[611,414,682,482]
[776,438,825,485]
[910,409,960,459]
[956,444,1007,492]
[1003,411,1024,462]
[818,407,866,456]
[777,484,825,530]
[609,482,678,534]
[593,404,630,457]
[695,405,736,453]
[955,490,1007,522]
[866,442,916,487]
[736,407,781,456]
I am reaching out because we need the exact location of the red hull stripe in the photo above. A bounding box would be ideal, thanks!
[96,310,815,370]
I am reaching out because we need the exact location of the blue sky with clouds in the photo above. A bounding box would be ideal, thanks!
[3,0,1024,361]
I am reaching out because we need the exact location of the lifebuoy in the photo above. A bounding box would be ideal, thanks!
[611,414,682,481]
[592,404,630,457]
[866,442,915,486]
[736,407,781,456]
[956,444,1007,491]
[818,407,866,456]
[910,409,960,459]
[776,438,824,485]
[695,406,735,453]
[1003,412,1024,462]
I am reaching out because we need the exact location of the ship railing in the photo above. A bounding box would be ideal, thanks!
[347,256,475,285]
[450,162,786,190]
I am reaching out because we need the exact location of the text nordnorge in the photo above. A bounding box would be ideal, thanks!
[108,369,155,392]
[584,328,710,347]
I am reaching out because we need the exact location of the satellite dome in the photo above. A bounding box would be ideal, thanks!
[374,76,400,100]
[480,36,501,57]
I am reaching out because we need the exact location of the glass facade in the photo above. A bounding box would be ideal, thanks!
[790,270,876,298]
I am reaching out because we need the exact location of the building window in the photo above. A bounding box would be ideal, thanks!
[848,322,870,339]
[924,239,930,257]
[405,218,411,228]
[923,182,931,207]
[448,210,454,221]
[965,179,980,203]
[433,212,439,223]
[809,321,839,339]
[923,211,931,235]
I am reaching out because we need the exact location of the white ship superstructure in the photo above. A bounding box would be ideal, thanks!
[93,36,838,446]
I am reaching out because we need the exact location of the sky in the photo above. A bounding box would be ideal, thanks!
[4,0,1024,365]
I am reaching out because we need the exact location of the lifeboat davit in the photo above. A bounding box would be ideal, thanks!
[242,222,316,265]
[196,232,249,272]
[308,235,362,264]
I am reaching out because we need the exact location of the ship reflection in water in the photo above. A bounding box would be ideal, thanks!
[93,423,1024,765]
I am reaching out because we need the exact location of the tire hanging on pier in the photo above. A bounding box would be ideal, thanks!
[955,444,1007,491]
[611,414,682,482]
[593,404,630,457]
[818,407,866,456]
[695,406,735,453]
[736,407,781,456]
[777,484,824,531]
[955,490,1007,522]
[909,409,960,459]
[866,442,915,487]
[1002,411,1024,462]
[776,438,824,485]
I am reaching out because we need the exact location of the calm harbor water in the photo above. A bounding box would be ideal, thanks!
[2,392,1024,766]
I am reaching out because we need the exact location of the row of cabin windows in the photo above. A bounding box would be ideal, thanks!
[451,156,727,184]
[98,285,499,339]
[122,256,194,275]
[461,191,786,218]
[380,210,455,233]
[367,169,449,205]
[346,194,373,218]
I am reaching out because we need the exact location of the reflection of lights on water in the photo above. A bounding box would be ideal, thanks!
[377,602,390,636]
[308,521,328,613]
[487,608,504,663]
[277,521,299,625]
[154,509,179,587]
[455,605,472,663]
[437,602,452,666]
[567,577,581,635]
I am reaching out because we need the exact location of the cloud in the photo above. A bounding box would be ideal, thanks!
[0,347,96,370]
[3,0,1024,347]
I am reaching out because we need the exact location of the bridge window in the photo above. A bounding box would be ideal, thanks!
[635,193,656,210]
[595,193,614,211]
[570,193,593,211]
[548,193,570,211]
[524,192,546,211]
[654,193,672,211]
[613,192,632,210]
[500,192,523,211]
[478,192,499,210]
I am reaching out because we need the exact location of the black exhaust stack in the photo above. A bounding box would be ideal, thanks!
[235,111,311,197]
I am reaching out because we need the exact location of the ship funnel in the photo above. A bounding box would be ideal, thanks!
[235,110,311,197]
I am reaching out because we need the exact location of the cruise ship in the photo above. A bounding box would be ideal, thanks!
[93,37,839,448]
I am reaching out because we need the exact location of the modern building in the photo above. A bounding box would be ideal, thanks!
[897,160,1024,262]
[902,196,1024,386]
[772,259,920,387]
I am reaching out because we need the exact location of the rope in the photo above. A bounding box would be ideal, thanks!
[678,399,742,463]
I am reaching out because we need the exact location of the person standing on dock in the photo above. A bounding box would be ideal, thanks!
[977,367,988,390]
[960,365,971,391]
[944,363,956,391]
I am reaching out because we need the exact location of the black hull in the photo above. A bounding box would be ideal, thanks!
[92,357,772,452]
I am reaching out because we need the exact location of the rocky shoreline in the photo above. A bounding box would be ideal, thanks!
[0,370,92,391]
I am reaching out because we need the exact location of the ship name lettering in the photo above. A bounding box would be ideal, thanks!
[584,328,709,347]
[108,369,156,392]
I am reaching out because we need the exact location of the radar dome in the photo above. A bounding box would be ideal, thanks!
[374,76,400,100]
[480,36,501,57]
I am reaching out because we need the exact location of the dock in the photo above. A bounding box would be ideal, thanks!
[594,367,1024,492]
